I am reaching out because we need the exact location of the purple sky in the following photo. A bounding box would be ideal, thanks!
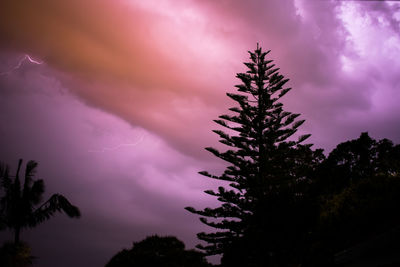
[1,0,400,266]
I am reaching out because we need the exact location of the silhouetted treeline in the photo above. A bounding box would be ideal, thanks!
[195,133,400,267]
[106,235,212,267]
[186,44,400,266]
[310,132,400,266]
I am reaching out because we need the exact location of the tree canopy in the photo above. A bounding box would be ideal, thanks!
[106,235,211,267]
[310,133,400,265]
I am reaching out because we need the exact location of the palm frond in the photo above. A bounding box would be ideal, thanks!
[29,194,81,227]
[13,159,23,199]
[1,159,81,241]
[29,179,44,205]
[25,161,38,180]
[0,163,12,192]
[23,160,38,199]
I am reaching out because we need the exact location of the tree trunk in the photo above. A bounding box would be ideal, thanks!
[14,226,20,244]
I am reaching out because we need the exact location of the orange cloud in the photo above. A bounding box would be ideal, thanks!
[0,0,238,158]
[1,1,175,88]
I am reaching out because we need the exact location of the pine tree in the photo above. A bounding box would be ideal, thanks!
[186,44,319,265]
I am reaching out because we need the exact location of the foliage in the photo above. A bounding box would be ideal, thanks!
[185,44,321,265]
[315,132,400,195]
[106,235,211,267]
[0,159,81,244]
[310,133,400,264]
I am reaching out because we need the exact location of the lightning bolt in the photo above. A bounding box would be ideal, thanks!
[0,54,43,76]
[25,55,43,65]
[88,134,145,153]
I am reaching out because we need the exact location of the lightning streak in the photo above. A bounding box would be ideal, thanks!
[88,134,145,153]
[25,55,43,65]
[0,54,43,75]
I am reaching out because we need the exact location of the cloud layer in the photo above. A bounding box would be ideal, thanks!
[1,0,400,266]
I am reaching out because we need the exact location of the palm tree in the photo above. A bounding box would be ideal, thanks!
[0,159,81,244]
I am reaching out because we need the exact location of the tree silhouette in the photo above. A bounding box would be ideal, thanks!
[185,44,321,265]
[106,235,211,267]
[309,133,400,265]
[0,159,81,244]
[315,132,400,196]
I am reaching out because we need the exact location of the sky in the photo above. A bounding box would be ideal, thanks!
[1,0,400,266]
